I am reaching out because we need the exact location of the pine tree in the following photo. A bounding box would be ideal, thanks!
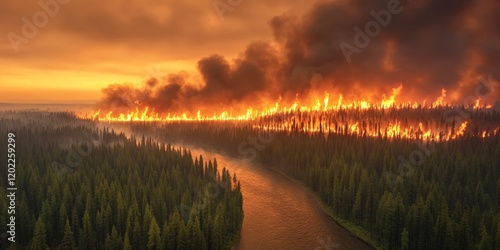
[401,228,409,250]
[477,223,492,250]
[70,207,80,242]
[495,220,500,250]
[59,219,76,250]
[123,230,133,250]
[18,193,33,245]
[95,210,104,245]
[132,217,142,249]
[104,233,113,250]
[147,216,161,250]
[165,211,182,249]
[30,216,47,250]
[434,198,450,249]
[161,220,170,249]
[177,222,188,250]
[58,203,67,239]
[39,200,54,246]
[458,210,472,250]
[143,204,153,247]
[444,218,455,250]
[211,204,225,250]
[79,210,97,249]
[188,215,205,250]
[104,226,122,250]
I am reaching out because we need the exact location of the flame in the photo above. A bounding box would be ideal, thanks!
[381,85,402,108]
[313,97,321,111]
[474,98,481,109]
[349,122,359,134]
[337,94,343,109]
[359,99,371,110]
[87,86,500,141]
[456,121,468,138]
[91,110,101,120]
[290,101,298,112]
[433,89,447,107]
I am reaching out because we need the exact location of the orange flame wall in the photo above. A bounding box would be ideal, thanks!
[87,87,500,141]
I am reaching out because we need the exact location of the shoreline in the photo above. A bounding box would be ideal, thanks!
[263,166,381,250]
[168,142,381,249]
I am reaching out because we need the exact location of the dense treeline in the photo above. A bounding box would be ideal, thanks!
[255,106,500,139]
[131,119,500,250]
[0,112,243,249]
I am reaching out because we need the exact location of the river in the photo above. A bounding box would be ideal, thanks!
[182,146,374,250]
[3,103,373,250]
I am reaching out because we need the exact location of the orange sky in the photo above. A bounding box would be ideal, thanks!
[2,0,499,107]
[0,0,311,103]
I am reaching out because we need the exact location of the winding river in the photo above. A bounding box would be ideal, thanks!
[184,146,374,250]
[4,105,374,249]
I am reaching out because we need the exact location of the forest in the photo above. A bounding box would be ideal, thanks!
[0,111,244,250]
[129,107,500,250]
[1,107,499,249]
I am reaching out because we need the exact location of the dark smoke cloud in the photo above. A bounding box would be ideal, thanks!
[99,0,500,113]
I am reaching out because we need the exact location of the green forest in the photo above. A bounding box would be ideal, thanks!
[130,113,500,250]
[0,112,244,250]
[1,109,499,250]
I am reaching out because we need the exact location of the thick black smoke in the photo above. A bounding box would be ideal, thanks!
[98,0,500,113]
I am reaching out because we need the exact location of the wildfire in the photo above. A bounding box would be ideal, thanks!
[433,89,447,107]
[381,85,402,108]
[87,86,500,141]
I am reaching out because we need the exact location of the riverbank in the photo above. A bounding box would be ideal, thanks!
[166,143,378,249]
[261,165,382,250]
[227,216,244,250]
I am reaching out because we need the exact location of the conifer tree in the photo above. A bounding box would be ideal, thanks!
[147,216,161,250]
[59,219,76,250]
[30,217,48,250]
[79,210,97,249]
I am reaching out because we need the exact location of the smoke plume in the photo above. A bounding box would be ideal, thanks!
[98,0,500,114]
